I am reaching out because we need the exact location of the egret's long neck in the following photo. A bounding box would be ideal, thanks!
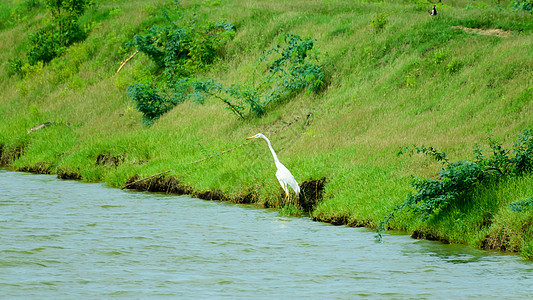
[262,136,280,165]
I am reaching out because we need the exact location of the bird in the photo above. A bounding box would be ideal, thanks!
[428,5,437,16]
[247,133,300,206]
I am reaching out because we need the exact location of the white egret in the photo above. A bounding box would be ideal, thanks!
[247,133,300,206]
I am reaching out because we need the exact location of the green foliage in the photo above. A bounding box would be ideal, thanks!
[280,204,305,216]
[125,5,236,124]
[446,58,462,73]
[128,14,235,75]
[433,50,447,65]
[512,0,533,13]
[405,160,486,219]
[370,12,389,32]
[128,25,324,122]
[26,0,93,65]
[398,144,449,165]
[382,130,533,230]
[7,58,24,77]
[126,83,180,125]
[474,130,533,176]
[510,197,533,212]
[194,33,325,119]
[262,33,325,103]
[192,80,264,119]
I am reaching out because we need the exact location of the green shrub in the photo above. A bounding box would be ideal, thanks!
[25,0,93,65]
[125,5,236,124]
[513,0,533,13]
[262,33,325,104]
[433,50,447,65]
[128,14,235,75]
[381,130,533,230]
[191,33,325,119]
[370,12,389,32]
[446,58,462,73]
[7,58,24,77]
[510,197,533,212]
[126,83,179,125]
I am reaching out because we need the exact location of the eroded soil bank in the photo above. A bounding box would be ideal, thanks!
[0,144,522,255]
[123,173,327,213]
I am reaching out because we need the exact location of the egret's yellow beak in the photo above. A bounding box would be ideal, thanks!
[246,136,256,140]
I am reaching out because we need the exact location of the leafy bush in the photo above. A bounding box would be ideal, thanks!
[433,50,447,65]
[26,0,93,65]
[125,6,236,124]
[128,16,235,76]
[380,130,533,230]
[370,12,389,32]
[126,83,180,125]
[189,33,325,119]
[7,58,24,77]
[510,197,533,212]
[403,160,486,219]
[262,33,325,104]
[446,58,462,73]
[513,0,533,13]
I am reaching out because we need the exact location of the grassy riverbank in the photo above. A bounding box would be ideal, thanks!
[1,0,533,257]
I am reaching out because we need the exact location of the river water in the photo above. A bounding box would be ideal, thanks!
[1,170,533,299]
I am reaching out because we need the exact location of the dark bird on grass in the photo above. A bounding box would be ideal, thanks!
[429,5,437,16]
[247,133,300,206]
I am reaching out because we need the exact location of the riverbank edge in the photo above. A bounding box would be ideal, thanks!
[0,154,479,252]
[2,139,528,257]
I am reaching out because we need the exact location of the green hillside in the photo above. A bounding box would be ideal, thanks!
[1,0,533,257]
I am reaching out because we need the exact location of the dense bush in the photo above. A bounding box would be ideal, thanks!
[513,0,533,13]
[370,12,389,32]
[126,83,179,126]
[127,7,326,124]
[379,130,533,233]
[125,6,235,125]
[127,13,235,78]
[27,0,93,65]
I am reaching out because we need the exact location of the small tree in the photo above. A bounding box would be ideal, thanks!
[27,0,93,64]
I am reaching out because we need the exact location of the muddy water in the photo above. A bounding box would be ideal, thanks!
[1,170,533,298]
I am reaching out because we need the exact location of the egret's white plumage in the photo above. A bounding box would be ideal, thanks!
[247,133,300,204]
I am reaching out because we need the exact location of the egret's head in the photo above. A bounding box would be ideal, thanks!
[247,133,265,140]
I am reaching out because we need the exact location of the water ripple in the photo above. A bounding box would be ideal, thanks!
[1,170,533,298]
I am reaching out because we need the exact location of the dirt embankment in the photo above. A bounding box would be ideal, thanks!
[123,173,328,212]
[452,26,512,37]
[125,172,327,213]
[0,144,24,166]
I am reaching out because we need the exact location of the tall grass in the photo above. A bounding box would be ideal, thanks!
[1,0,533,257]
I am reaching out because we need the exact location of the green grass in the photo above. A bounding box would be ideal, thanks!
[1,0,533,258]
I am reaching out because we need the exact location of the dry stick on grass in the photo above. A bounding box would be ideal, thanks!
[116,50,139,74]
[189,141,252,164]
[303,113,312,132]
[122,170,171,190]
[27,122,56,134]
[27,122,72,134]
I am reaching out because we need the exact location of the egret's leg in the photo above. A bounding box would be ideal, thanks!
[283,187,290,207]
